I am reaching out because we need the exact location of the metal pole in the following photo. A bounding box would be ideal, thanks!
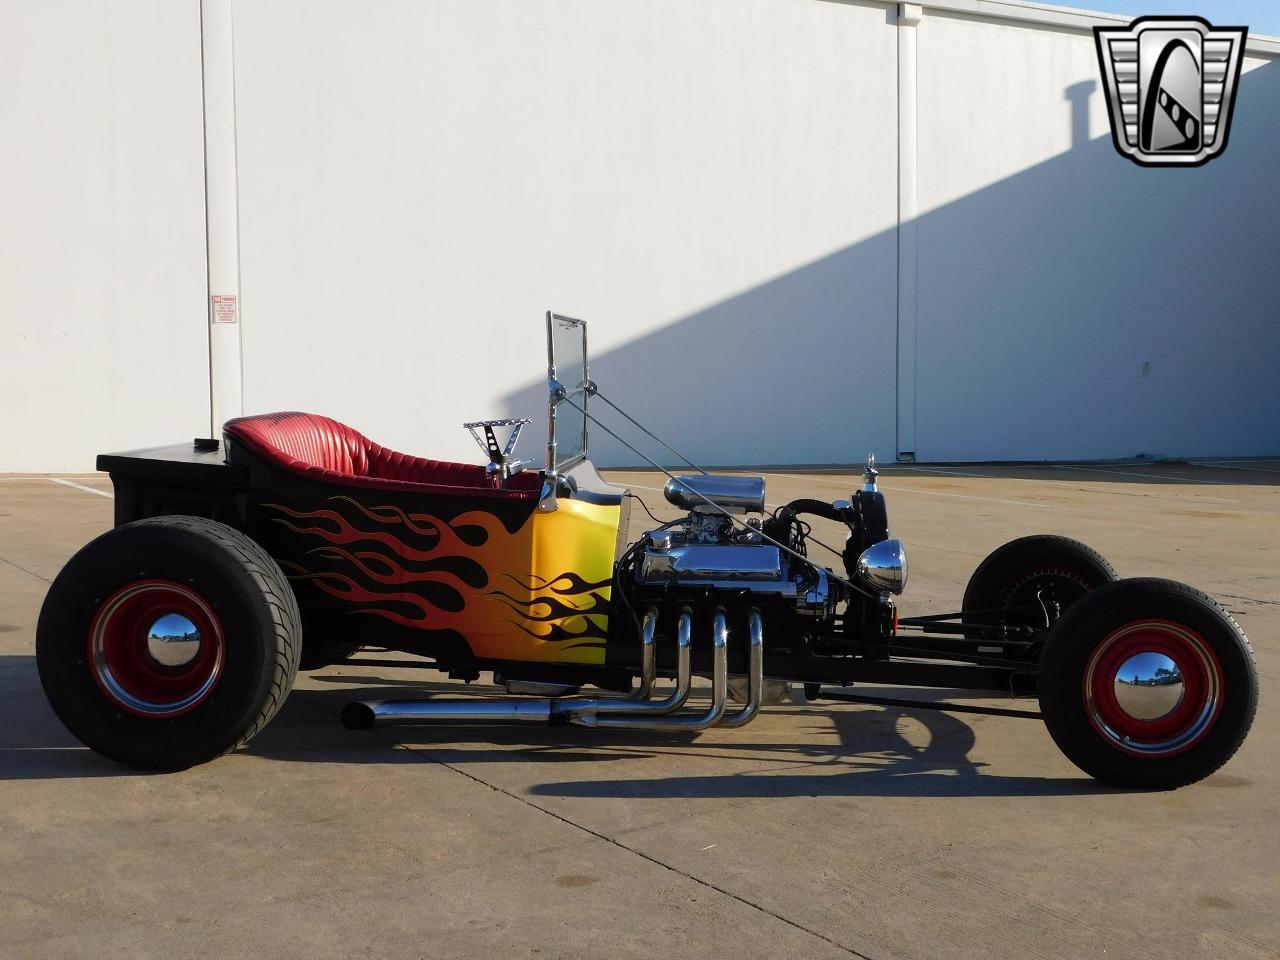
[896,3,923,461]
[200,0,244,435]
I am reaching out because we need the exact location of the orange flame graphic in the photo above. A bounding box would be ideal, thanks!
[265,494,621,664]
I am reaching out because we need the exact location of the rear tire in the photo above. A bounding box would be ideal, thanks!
[1037,578,1257,789]
[37,516,301,770]
[963,535,1116,633]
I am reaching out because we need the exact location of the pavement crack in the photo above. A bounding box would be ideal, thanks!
[0,556,49,583]
[1213,592,1280,607]
[294,693,874,960]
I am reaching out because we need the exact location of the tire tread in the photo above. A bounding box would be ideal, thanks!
[39,515,302,769]
[1038,577,1258,789]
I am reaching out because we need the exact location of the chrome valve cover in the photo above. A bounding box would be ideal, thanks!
[638,532,799,596]
[636,531,843,614]
[639,542,785,585]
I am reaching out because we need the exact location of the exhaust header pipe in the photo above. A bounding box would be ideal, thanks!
[556,608,693,723]
[572,610,725,730]
[720,609,763,729]
[342,606,762,733]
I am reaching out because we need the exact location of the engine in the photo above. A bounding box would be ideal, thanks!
[620,471,908,651]
[629,475,836,619]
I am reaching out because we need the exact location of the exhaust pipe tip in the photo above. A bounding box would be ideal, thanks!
[342,701,376,731]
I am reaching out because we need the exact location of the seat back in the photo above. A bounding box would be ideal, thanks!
[225,412,370,475]
[223,412,539,498]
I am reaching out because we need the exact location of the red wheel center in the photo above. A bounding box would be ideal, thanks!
[1083,619,1222,757]
[88,580,224,718]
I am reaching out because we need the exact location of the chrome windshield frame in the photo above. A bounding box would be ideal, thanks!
[546,311,589,474]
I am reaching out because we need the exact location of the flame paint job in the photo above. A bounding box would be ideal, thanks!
[264,494,620,664]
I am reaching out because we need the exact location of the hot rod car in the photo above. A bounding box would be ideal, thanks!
[37,313,1258,788]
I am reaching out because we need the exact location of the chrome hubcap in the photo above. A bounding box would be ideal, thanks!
[88,581,225,718]
[1113,651,1184,721]
[146,613,203,667]
[1084,620,1221,757]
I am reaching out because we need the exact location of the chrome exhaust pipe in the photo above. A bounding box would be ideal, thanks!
[342,607,750,733]
[500,607,658,700]
[555,609,694,724]
[626,605,658,701]
[341,697,552,729]
[569,610,727,731]
[341,605,672,730]
[719,609,763,729]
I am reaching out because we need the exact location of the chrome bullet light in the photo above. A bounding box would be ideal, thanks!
[857,539,908,594]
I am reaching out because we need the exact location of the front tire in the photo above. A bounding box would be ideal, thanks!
[963,535,1116,633]
[1037,578,1258,789]
[37,516,301,770]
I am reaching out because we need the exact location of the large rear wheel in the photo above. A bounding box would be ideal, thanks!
[37,516,301,770]
[1037,578,1257,788]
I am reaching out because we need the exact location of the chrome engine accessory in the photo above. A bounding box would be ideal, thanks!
[857,538,908,595]
[557,608,693,723]
[664,475,767,514]
[720,610,764,728]
[638,542,787,588]
[580,610,728,731]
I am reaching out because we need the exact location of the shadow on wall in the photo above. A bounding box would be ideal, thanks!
[500,60,1279,467]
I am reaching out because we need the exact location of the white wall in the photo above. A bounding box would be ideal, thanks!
[911,14,1280,461]
[0,1,209,473]
[0,0,1276,471]
[230,0,900,468]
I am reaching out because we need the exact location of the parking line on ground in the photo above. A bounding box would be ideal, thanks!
[1191,462,1280,475]
[762,472,1049,509]
[904,465,1049,483]
[903,465,1239,505]
[885,485,1051,508]
[1053,464,1218,484]
[47,478,113,499]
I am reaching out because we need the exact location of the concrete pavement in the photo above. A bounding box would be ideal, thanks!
[1,463,1277,959]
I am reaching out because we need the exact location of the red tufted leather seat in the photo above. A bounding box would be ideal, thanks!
[223,412,539,499]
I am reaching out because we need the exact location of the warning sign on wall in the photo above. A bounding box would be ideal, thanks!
[211,294,238,324]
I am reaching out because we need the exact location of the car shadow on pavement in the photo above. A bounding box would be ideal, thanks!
[2,660,1115,796]
[0,656,135,780]
[246,682,1118,798]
